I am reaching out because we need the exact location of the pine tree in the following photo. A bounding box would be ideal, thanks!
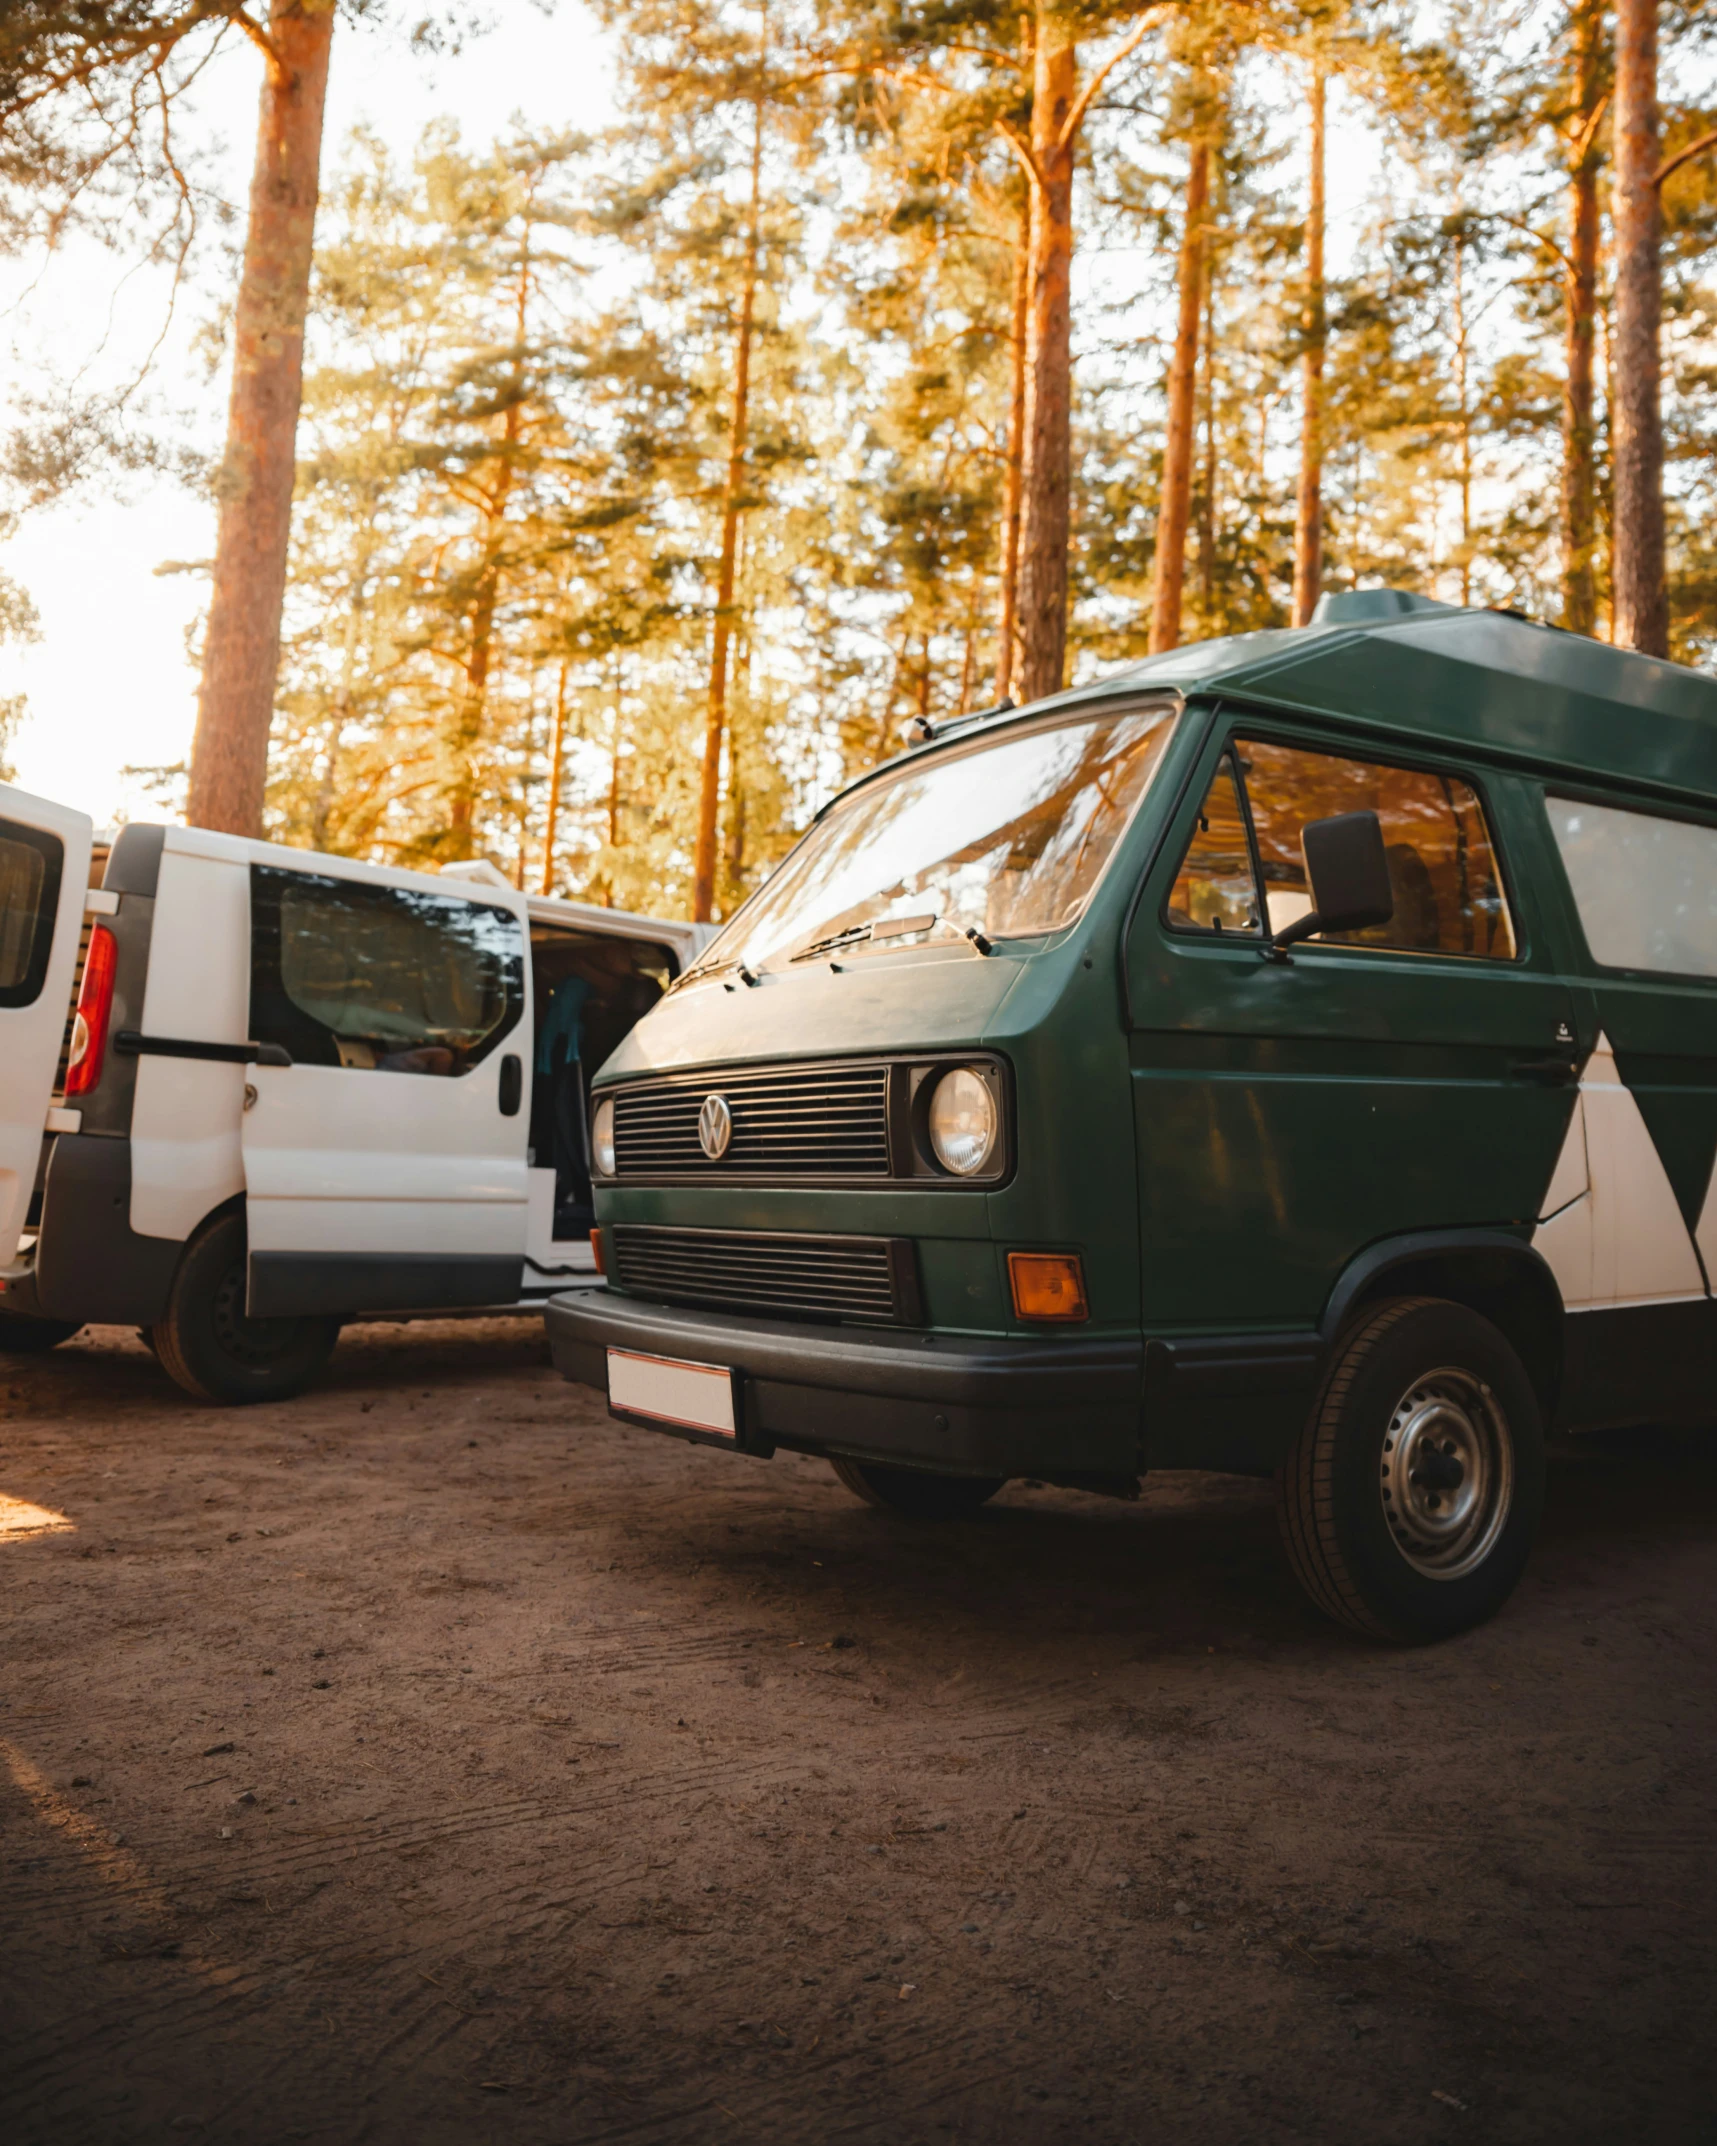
[189,0,336,836]
[1149,52,1223,653]
[1556,0,1607,634]
[1611,0,1665,653]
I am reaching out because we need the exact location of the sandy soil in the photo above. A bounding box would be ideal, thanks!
[1,1316,1714,2145]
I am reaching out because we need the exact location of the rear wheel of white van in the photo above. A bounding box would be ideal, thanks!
[829,1456,1004,1520]
[151,1211,339,1406]
[0,1315,81,1352]
[1278,1297,1545,1645]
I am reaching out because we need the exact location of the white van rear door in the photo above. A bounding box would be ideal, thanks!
[240,859,532,1315]
[0,784,92,1260]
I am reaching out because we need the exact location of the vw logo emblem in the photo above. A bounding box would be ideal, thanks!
[697,1093,733,1161]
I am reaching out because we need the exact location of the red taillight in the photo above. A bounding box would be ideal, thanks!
[65,925,117,1098]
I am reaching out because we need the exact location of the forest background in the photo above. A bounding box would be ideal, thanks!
[2,0,1716,923]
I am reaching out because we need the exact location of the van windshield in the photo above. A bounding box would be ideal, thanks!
[691,702,1178,979]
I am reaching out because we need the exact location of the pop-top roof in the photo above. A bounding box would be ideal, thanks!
[870,591,1717,812]
[1062,592,1717,804]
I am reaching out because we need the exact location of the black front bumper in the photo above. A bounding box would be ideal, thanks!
[545,1288,1144,1477]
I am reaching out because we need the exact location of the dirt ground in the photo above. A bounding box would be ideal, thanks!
[1,1318,1714,2146]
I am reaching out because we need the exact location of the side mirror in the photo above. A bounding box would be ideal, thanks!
[1269,810,1394,955]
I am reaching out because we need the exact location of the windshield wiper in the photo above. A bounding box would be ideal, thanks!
[789,922,878,963]
[676,954,758,990]
[788,912,940,965]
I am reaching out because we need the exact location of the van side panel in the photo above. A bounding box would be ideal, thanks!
[34,1135,180,1324]
[1124,739,1582,1335]
[129,846,250,1241]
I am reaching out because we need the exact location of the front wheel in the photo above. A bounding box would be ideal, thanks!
[1277,1296,1545,1644]
[829,1456,1005,1521]
[150,1211,339,1406]
[0,1315,81,1353]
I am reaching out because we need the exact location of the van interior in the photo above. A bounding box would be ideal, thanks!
[530,923,673,1241]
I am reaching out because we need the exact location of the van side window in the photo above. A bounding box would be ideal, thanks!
[1167,754,1261,934]
[1168,740,1516,957]
[250,866,524,1075]
[1546,795,1717,977]
[1239,741,1515,956]
[0,816,65,1008]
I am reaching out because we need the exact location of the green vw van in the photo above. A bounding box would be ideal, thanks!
[547,591,1717,1642]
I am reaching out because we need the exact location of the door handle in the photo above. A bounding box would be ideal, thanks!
[498,1053,523,1117]
[1508,1054,1579,1085]
[115,1030,292,1068]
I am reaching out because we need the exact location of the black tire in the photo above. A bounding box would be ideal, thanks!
[0,1315,81,1353]
[1278,1296,1545,1644]
[829,1456,1005,1521]
[150,1211,339,1406]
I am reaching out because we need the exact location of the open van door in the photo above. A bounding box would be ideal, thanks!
[238,853,533,1317]
[0,784,92,1263]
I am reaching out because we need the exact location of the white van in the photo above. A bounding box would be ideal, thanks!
[0,782,708,1402]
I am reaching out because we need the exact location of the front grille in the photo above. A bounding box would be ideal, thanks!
[608,1225,919,1325]
[612,1060,890,1179]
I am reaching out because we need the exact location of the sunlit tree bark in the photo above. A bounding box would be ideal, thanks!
[691,62,764,922]
[1610,0,1665,655]
[1149,115,1210,653]
[1560,0,1603,635]
[1290,62,1326,629]
[187,0,333,835]
[995,192,1031,702]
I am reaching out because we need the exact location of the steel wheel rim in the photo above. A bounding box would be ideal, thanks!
[212,1260,298,1368]
[1379,1366,1513,1581]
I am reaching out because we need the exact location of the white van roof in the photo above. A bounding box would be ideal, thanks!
[124,823,711,968]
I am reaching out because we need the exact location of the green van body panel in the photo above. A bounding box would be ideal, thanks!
[547,603,1717,1478]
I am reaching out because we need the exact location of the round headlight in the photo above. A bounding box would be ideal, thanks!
[591,1096,617,1177]
[927,1066,997,1177]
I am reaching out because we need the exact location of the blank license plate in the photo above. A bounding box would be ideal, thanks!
[607,1348,737,1437]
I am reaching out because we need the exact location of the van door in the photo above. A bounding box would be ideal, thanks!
[1125,725,1584,1335]
[240,861,532,1317]
[0,784,92,1261]
[521,916,678,1294]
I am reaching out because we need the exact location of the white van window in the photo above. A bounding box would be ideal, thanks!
[250,866,524,1074]
[1547,796,1717,978]
[0,816,65,1008]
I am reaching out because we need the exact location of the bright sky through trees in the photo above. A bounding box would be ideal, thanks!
[0,5,616,824]
[1,0,1712,916]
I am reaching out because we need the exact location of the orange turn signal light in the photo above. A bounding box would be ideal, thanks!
[590,1225,605,1277]
[1007,1251,1088,1323]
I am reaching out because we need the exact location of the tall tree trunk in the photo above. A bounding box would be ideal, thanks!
[725,627,750,893]
[1612,0,1666,654]
[691,78,764,922]
[602,654,623,907]
[1452,229,1473,608]
[447,242,530,854]
[1290,63,1326,629]
[186,0,334,836]
[1197,260,1216,620]
[958,611,977,714]
[1015,26,1076,704]
[1149,124,1211,654]
[539,657,570,895]
[995,192,1031,702]
[1561,0,1603,635]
